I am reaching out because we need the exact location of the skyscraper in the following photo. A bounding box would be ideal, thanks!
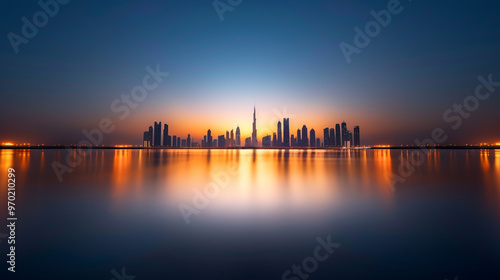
[218,135,225,148]
[277,121,282,147]
[230,129,234,147]
[245,137,252,147]
[310,128,315,147]
[297,129,301,147]
[163,124,169,147]
[154,121,161,147]
[172,135,177,148]
[272,133,277,147]
[283,118,290,147]
[143,131,150,147]
[148,126,153,147]
[302,125,308,147]
[335,124,340,147]
[262,135,271,147]
[187,134,191,148]
[354,126,360,147]
[354,125,361,147]
[207,129,212,148]
[341,122,347,147]
[236,126,241,147]
[323,128,329,147]
[329,128,335,147]
[252,106,258,147]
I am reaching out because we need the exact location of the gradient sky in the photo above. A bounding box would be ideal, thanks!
[1,0,500,145]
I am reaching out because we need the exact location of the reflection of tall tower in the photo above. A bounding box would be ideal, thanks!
[236,126,241,147]
[252,105,257,147]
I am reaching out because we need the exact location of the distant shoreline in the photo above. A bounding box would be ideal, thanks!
[1,146,498,150]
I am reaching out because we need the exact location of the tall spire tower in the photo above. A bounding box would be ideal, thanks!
[252,105,257,147]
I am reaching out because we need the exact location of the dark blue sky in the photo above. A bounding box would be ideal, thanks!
[1,0,499,145]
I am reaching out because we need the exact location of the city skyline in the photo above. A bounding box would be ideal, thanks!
[140,106,361,148]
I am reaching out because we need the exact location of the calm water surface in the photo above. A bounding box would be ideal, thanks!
[0,149,499,279]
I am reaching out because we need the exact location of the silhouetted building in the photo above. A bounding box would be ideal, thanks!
[354,126,360,147]
[187,134,191,148]
[218,135,225,148]
[302,125,308,147]
[213,139,217,147]
[162,124,169,147]
[272,133,277,147]
[245,137,252,147]
[236,126,241,147]
[291,134,296,147]
[172,136,177,148]
[262,135,271,147]
[230,129,234,147]
[297,129,301,147]
[207,129,212,148]
[329,128,335,147]
[323,128,329,147]
[181,139,186,147]
[277,121,282,147]
[283,118,290,147]
[316,138,320,148]
[148,126,153,146]
[252,106,258,147]
[335,124,340,147]
[154,121,161,147]
[341,122,347,147]
[310,128,315,147]
[143,131,150,147]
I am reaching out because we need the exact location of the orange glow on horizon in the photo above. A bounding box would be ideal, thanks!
[2,143,14,146]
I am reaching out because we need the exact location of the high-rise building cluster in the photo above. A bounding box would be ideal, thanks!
[141,106,360,148]
[143,122,196,148]
[320,122,360,148]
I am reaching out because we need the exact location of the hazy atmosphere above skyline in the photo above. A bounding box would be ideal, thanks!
[1,0,499,145]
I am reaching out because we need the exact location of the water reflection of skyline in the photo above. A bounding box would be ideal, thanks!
[1,149,500,216]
